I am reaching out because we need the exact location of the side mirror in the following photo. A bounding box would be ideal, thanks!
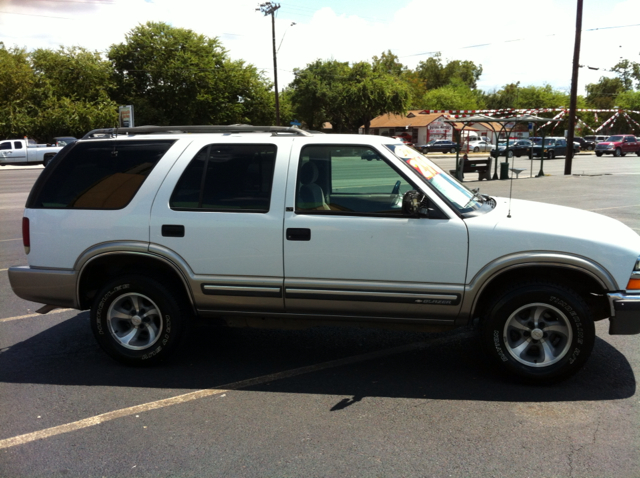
[402,190,428,217]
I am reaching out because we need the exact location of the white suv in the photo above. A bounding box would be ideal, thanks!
[9,125,640,382]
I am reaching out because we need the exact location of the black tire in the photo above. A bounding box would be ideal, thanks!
[595,152,603,157]
[636,150,640,156]
[507,150,514,158]
[481,282,595,383]
[548,150,555,159]
[43,155,54,167]
[614,148,622,157]
[91,275,191,365]
[450,148,456,154]
[473,147,480,153]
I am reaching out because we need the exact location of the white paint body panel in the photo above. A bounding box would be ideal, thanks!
[466,197,640,289]
[149,137,289,278]
[26,139,190,268]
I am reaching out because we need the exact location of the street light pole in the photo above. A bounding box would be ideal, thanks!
[257,2,281,126]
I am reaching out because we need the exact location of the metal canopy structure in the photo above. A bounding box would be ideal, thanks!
[444,115,560,180]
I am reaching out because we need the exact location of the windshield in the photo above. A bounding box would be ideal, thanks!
[607,136,622,142]
[543,139,556,146]
[384,144,484,212]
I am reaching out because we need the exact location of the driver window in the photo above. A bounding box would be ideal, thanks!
[296,145,413,215]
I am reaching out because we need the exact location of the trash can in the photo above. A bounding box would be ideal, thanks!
[500,162,509,180]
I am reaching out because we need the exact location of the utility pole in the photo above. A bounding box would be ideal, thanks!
[257,2,281,126]
[565,0,583,175]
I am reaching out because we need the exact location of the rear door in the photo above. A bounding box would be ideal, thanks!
[282,142,468,321]
[150,138,288,314]
[623,136,638,154]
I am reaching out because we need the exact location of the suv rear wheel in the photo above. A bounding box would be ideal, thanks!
[90,275,191,365]
[482,282,595,382]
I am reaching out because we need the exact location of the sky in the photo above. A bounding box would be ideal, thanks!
[1,0,638,100]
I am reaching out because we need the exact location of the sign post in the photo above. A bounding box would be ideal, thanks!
[118,105,134,128]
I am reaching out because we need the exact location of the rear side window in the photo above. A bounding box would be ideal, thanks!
[27,140,175,209]
[170,143,276,213]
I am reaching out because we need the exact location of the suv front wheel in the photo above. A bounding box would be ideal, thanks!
[482,282,595,382]
[90,275,190,365]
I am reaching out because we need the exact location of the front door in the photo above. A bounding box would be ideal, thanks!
[283,143,468,322]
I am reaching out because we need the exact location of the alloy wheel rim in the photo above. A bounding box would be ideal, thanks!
[107,292,163,350]
[503,302,573,367]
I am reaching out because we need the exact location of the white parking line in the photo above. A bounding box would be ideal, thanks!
[0,308,73,323]
[589,203,640,211]
[0,338,448,450]
[0,238,21,242]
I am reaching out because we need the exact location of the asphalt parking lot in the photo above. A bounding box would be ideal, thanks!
[1,152,639,477]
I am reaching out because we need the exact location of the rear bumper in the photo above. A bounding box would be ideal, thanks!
[8,265,78,309]
[608,292,640,335]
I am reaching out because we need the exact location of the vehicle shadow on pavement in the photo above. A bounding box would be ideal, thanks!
[0,313,635,402]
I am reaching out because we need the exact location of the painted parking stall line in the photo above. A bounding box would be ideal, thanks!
[0,309,72,323]
[0,337,464,450]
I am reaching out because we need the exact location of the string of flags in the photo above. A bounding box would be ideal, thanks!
[417,108,640,132]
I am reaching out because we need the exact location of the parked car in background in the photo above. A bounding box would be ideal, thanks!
[53,136,77,147]
[491,139,533,158]
[418,140,458,154]
[463,139,495,152]
[0,139,63,166]
[595,134,640,157]
[531,137,579,159]
[573,136,594,151]
[584,135,609,147]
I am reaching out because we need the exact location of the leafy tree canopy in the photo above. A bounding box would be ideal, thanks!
[0,43,117,141]
[109,21,274,125]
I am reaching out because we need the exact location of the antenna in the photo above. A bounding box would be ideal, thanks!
[507,155,514,218]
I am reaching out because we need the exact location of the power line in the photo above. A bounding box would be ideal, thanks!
[401,22,640,59]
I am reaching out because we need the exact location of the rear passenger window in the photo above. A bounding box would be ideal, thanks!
[170,144,276,212]
[28,140,175,209]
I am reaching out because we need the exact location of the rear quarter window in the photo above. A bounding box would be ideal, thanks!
[27,140,175,209]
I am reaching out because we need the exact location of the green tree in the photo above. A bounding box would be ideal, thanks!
[109,21,274,126]
[585,77,625,109]
[342,61,411,133]
[614,89,640,110]
[372,50,404,76]
[415,53,483,90]
[0,44,35,138]
[611,59,640,90]
[419,78,484,110]
[289,59,411,133]
[514,85,569,109]
[0,44,118,141]
[289,59,350,131]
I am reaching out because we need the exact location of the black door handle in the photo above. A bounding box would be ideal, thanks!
[162,225,185,237]
[286,228,310,241]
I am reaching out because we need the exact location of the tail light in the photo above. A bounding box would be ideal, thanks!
[22,217,30,254]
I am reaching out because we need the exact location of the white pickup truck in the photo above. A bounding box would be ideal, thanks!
[0,138,64,167]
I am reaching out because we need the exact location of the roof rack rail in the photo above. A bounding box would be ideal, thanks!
[82,125,312,139]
